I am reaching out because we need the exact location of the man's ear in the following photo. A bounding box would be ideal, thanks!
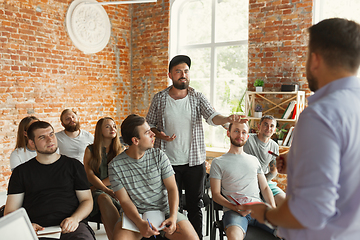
[131,137,139,146]
[310,52,321,73]
[28,139,35,149]
[227,130,230,138]
[168,72,172,79]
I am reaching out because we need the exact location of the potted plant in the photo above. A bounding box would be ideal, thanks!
[254,79,264,92]
[254,104,263,118]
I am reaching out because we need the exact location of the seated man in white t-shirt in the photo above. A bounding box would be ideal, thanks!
[56,109,94,164]
[210,122,277,240]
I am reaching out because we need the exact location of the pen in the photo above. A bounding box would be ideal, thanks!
[147,218,156,239]
[268,150,279,157]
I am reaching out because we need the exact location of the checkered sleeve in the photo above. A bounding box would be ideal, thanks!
[146,92,161,129]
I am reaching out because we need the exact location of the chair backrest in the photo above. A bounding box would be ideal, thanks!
[0,205,4,218]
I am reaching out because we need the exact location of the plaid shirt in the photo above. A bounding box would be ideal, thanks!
[146,86,219,167]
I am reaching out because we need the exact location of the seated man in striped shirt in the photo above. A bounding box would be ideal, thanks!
[109,114,199,240]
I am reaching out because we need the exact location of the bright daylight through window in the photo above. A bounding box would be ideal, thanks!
[171,0,249,149]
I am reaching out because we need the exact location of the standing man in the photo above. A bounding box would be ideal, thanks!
[56,109,94,164]
[109,114,199,240]
[243,115,285,205]
[146,55,245,238]
[5,121,94,239]
[210,122,276,240]
[241,18,360,240]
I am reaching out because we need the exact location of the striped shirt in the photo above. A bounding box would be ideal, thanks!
[146,86,219,167]
[108,148,175,214]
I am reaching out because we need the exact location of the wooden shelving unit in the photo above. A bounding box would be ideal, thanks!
[244,91,306,124]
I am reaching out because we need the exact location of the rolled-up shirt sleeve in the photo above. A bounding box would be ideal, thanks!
[197,92,220,126]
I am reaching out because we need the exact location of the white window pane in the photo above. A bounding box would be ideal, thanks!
[182,48,212,100]
[215,0,249,42]
[203,122,229,148]
[214,45,248,114]
[318,0,360,23]
[179,0,212,45]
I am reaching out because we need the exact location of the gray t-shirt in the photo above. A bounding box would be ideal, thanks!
[210,152,263,212]
[108,148,175,214]
[243,133,279,174]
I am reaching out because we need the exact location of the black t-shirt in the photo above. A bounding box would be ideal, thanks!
[8,155,90,227]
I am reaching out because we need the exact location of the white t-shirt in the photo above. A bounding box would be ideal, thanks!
[10,147,37,171]
[164,95,192,165]
[210,152,263,212]
[56,130,94,164]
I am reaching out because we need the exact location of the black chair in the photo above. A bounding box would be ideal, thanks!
[0,205,5,218]
[210,200,280,240]
[87,212,102,230]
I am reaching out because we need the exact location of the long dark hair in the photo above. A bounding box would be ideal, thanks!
[15,116,39,151]
[89,117,123,173]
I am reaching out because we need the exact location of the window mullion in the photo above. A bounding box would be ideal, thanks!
[210,0,216,107]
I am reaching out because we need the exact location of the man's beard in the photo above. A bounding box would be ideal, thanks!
[173,78,189,90]
[306,57,319,92]
[230,136,246,147]
[63,121,80,132]
[36,146,58,155]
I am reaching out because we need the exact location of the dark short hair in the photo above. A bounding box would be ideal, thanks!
[308,18,360,72]
[121,114,146,146]
[27,121,54,141]
[169,55,191,72]
[259,115,276,125]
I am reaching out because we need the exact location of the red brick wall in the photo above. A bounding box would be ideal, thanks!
[131,1,170,116]
[0,0,132,191]
[248,0,314,191]
[248,0,313,91]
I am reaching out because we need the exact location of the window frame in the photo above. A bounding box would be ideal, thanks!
[170,0,248,109]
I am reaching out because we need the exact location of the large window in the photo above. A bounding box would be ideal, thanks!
[170,0,249,148]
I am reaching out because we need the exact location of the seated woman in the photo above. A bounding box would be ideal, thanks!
[10,116,39,171]
[83,117,123,240]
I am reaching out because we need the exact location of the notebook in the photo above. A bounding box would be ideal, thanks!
[122,210,166,232]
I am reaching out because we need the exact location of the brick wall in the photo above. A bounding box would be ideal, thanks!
[248,0,313,190]
[0,0,170,192]
[131,1,170,116]
[0,0,133,191]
